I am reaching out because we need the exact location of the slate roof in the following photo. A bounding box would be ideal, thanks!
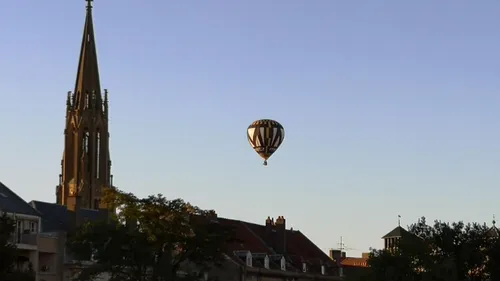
[0,181,40,217]
[381,226,409,239]
[30,200,103,232]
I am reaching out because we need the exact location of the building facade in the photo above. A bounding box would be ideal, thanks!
[0,182,63,281]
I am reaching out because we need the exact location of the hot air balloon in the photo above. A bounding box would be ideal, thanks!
[247,119,285,166]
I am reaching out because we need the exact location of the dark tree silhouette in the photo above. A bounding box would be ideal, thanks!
[67,189,235,281]
[0,212,36,281]
[366,217,500,281]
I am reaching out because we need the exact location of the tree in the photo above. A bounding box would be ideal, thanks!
[366,217,500,281]
[67,189,236,281]
[0,212,36,281]
[0,212,17,275]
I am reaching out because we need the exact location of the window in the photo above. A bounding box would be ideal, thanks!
[85,94,89,109]
[82,128,90,156]
[30,222,37,233]
[16,221,21,243]
[96,131,100,178]
[83,130,89,153]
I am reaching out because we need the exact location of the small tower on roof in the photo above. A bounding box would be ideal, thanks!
[56,0,115,211]
[486,215,499,238]
[382,215,409,251]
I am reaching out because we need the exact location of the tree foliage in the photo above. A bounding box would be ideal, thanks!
[0,212,17,275]
[0,212,36,281]
[67,189,235,281]
[365,217,500,281]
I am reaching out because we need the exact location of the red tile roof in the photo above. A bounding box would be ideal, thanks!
[218,217,337,275]
[218,218,272,254]
[341,257,368,268]
[285,229,336,272]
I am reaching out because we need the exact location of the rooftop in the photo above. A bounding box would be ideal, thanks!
[219,216,338,275]
[0,181,40,217]
[30,200,104,232]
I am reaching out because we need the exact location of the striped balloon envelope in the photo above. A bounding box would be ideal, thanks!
[247,119,285,166]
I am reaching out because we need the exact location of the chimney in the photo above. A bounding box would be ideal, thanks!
[264,216,275,251]
[264,216,287,254]
[361,252,370,259]
[329,249,342,263]
[275,216,287,254]
[275,216,286,226]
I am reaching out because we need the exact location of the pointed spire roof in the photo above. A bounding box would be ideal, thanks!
[382,226,409,239]
[74,0,101,97]
[486,215,499,238]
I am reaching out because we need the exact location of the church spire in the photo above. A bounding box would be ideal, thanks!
[73,0,102,111]
[57,0,113,211]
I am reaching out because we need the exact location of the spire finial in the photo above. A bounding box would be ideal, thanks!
[398,215,401,227]
[493,214,496,226]
[86,0,93,9]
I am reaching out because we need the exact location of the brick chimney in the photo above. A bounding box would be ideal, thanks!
[275,216,286,254]
[264,216,287,254]
[265,216,275,250]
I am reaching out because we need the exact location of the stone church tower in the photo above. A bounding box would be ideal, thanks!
[56,0,114,211]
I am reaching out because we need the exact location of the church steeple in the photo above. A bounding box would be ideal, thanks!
[56,0,113,210]
[72,0,104,113]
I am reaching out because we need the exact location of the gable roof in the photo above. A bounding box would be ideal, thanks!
[219,217,337,275]
[382,226,409,239]
[0,181,40,217]
[30,200,103,232]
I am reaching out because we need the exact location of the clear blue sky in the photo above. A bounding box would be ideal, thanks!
[1,0,500,256]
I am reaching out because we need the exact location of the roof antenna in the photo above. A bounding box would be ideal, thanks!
[398,215,401,227]
[493,214,496,227]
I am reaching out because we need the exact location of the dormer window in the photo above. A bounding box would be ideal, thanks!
[264,255,270,269]
[246,251,252,267]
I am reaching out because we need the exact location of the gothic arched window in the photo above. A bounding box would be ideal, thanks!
[96,130,101,179]
[82,130,89,154]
